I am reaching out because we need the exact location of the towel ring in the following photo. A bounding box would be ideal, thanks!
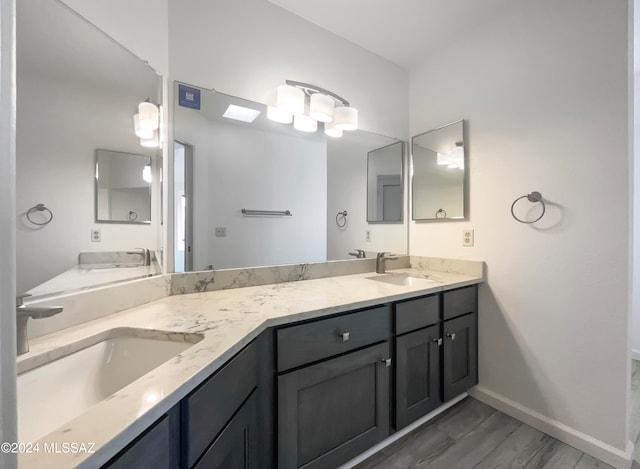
[435,208,447,219]
[336,210,348,228]
[511,191,546,224]
[26,203,53,226]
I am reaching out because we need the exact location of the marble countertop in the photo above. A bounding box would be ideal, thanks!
[18,267,482,468]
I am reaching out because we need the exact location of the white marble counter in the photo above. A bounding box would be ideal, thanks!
[17,265,483,468]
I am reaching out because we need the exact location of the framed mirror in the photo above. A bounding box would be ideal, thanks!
[16,0,162,298]
[173,83,408,271]
[412,120,466,220]
[367,142,404,223]
[95,150,152,224]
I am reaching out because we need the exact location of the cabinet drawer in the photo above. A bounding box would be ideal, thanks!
[443,285,477,320]
[395,294,439,335]
[184,340,258,468]
[277,306,391,372]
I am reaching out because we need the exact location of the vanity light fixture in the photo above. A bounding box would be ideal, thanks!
[138,100,159,130]
[140,129,159,148]
[267,80,358,137]
[223,104,261,123]
[133,114,153,139]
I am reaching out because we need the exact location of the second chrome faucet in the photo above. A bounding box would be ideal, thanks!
[376,252,398,274]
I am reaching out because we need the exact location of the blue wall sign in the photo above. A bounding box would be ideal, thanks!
[178,84,201,110]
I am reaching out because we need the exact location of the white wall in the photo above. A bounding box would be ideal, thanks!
[410,0,630,455]
[168,0,409,140]
[632,0,640,363]
[0,0,18,464]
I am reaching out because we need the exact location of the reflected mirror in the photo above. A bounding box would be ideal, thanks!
[412,120,466,220]
[96,150,152,224]
[367,142,404,223]
[16,0,162,298]
[174,84,408,271]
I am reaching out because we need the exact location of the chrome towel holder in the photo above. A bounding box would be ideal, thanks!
[335,210,348,228]
[510,191,545,224]
[26,203,53,226]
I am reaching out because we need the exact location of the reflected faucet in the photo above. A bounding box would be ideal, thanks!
[376,252,398,274]
[348,249,366,259]
[127,248,151,266]
[16,294,63,355]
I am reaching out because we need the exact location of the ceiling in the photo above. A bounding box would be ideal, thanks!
[267,0,519,70]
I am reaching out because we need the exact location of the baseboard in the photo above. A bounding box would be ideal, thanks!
[339,393,468,468]
[469,386,633,469]
[632,349,640,361]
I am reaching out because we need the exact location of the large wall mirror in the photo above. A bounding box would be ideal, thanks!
[16,0,162,298]
[173,83,408,271]
[412,120,467,220]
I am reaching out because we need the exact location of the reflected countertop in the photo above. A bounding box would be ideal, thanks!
[18,265,483,469]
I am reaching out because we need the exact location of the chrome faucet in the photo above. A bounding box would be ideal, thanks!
[16,294,63,355]
[127,248,151,266]
[376,252,398,274]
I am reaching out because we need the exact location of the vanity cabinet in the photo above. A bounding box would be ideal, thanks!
[102,407,180,469]
[277,306,392,469]
[394,285,478,430]
[101,332,273,469]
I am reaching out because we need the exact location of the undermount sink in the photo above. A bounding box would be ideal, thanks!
[366,272,439,287]
[17,328,203,443]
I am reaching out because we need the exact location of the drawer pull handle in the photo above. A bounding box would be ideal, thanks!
[339,332,350,342]
[433,338,443,346]
[382,358,392,368]
[447,333,456,341]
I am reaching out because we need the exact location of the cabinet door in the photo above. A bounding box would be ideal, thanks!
[278,342,390,469]
[194,391,258,469]
[395,325,442,429]
[443,313,478,401]
[102,407,180,469]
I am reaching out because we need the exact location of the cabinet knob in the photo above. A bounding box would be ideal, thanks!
[382,358,392,368]
[339,332,350,342]
[433,337,443,346]
[447,332,456,341]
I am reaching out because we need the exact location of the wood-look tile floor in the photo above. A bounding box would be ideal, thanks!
[355,397,615,469]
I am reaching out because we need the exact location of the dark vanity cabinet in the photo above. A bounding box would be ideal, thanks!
[276,306,392,469]
[102,331,274,469]
[102,407,181,469]
[394,285,478,430]
[102,284,478,469]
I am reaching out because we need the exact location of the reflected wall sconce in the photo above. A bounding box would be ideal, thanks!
[133,99,160,147]
[142,164,152,183]
[267,80,358,138]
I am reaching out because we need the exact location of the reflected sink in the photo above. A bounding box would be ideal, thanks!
[17,328,203,443]
[367,272,439,287]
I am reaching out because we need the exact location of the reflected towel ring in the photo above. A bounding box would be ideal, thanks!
[26,203,54,226]
[435,208,447,219]
[510,191,546,224]
[336,210,348,228]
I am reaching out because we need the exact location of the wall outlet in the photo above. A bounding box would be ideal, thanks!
[365,230,372,242]
[215,227,226,237]
[463,229,474,247]
[91,228,101,242]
